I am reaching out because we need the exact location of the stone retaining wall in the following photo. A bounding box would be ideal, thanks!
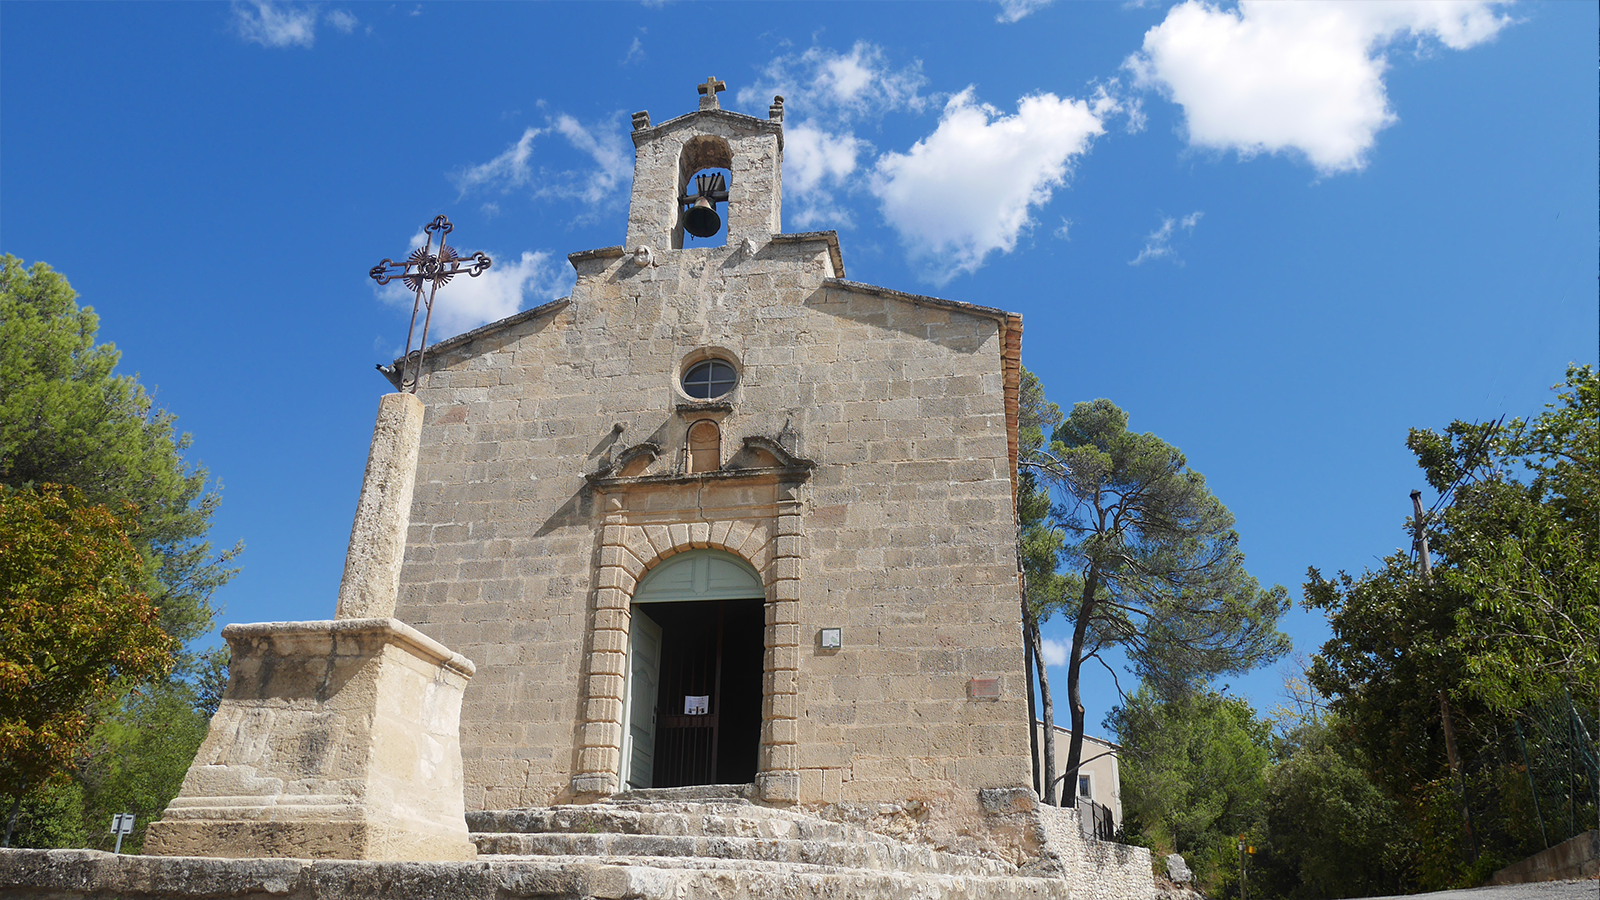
[1490,829,1600,884]
[1035,804,1155,900]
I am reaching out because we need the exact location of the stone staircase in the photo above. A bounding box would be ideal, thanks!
[1,785,1146,898]
[464,784,1078,899]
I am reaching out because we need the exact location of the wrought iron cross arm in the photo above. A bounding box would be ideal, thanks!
[455,251,492,277]
[368,252,491,285]
[369,260,405,284]
[369,249,489,281]
[368,214,490,395]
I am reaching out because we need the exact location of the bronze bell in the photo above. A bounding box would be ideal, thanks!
[681,171,729,239]
[682,196,722,238]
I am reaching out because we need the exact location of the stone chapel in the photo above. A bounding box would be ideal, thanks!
[386,78,1032,849]
[3,79,1160,898]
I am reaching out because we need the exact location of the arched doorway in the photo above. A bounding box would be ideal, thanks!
[623,549,764,790]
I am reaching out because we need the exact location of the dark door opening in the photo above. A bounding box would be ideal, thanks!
[640,597,762,787]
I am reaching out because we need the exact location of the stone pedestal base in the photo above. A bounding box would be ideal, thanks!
[145,618,477,861]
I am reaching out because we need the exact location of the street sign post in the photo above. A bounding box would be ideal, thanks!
[110,813,135,854]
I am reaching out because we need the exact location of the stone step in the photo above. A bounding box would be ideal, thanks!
[0,847,1077,900]
[469,804,878,843]
[481,854,1074,900]
[472,831,1017,878]
[611,783,759,802]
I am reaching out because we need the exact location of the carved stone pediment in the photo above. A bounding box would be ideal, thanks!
[588,435,813,491]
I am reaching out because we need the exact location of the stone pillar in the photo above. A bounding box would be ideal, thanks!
[571,495,631,795]
[336,392,424,620]
[758,483,804,803]
[146,393,479,862]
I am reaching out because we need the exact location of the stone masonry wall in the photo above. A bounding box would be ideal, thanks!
[393,230,1029,841]
[1036,805,1156,900]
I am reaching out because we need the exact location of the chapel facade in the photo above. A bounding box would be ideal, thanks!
[389,79,1031,843]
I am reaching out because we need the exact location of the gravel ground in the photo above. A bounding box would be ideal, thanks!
[1357,880,1598,900]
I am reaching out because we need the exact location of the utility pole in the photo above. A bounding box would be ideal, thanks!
[1238,836,1251,900]
[1414,489,1477,861]
[1410,489,1432,583]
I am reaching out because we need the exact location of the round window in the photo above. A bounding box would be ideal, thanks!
[682,359,737,399]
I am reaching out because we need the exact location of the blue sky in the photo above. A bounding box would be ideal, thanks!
[2,1,1594,739]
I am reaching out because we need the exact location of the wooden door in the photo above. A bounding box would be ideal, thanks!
[623,607,662,791]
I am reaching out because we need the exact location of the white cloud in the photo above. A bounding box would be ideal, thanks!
[1053,218,1073,241]
[869,88,1104,283]
[1130,210,1202,265]
[737,41,929,122]
[454,127,541,194]
[996,0,1053,23]
[1127,0,1515,174]
[783,121,869,229]
[623,36,645,65]
[231,2,367,47]
[543,115,631,205]
[1040,638,1068,668]
[735,42,933,232]
[453,116,630,215]
[232,1,317,48]
[1090,78,1146,134]
[325,9,357,33]
[377,236,574,340]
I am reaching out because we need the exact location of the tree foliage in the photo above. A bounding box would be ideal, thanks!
[0,255,238,658]
[0,485,174,810]
[1307,365,1598,779]
[4,675,216,853]
[1110,687,1272,897]
[1026,397,1289,793]
[1255,716,1411,900]
[1303,364,1598,886]
[0,256,237,847]
[1406,364,1597,714]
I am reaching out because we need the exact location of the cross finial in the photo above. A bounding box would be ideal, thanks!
[697,76,726,111]
[369,215,492,393]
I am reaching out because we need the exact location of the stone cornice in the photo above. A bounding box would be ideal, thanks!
[221,617,477,679]
[770,231,845,279]
[630,108,784,151]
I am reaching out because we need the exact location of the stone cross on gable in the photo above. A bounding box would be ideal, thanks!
[697,76,725,111]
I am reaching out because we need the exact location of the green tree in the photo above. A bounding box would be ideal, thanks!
[1305,365,1598,885]
[3,663,221,853]
[74,678,213,853]
[0,255,239,663]
[1406,364,1597,714]
[0,484,174,844]
[1016,368,1067,802]
[0,256,238,848]
[1027,399,1289,796]
[1109,686,1272,897]
[1256,715,1412,900]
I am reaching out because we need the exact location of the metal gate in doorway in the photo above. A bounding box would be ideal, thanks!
[653,602,725,787]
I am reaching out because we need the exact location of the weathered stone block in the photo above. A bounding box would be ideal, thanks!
[144,618,476,862]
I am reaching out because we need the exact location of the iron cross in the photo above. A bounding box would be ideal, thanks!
[369,215,491,393]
